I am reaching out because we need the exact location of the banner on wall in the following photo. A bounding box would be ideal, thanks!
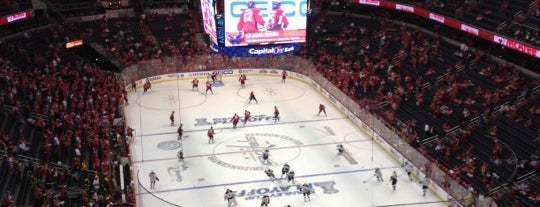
[209,41,300,57]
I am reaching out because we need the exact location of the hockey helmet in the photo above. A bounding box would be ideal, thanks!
[247,0,256,8]
[273,0,281,9]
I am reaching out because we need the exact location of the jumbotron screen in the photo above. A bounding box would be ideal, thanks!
[224,0,307,46]
[201,0,218,44]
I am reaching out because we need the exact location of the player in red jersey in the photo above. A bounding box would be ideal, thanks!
[211,71,218,83]
[192,78,199,91]
[143,79,152,93]
[131,80,137,92]
[281,70,287,83]
[249,91,258,104]
[170,111,175,126]
[237,0,266,33]
[232,113,240,129]
[207,126,216,144]
[318,104,327,116]
[206,82,213,94]
[267,1,289,31]
[243,110,251,125]
[239,74,247,88]
[273,106,280,122]
[177,124,183,140]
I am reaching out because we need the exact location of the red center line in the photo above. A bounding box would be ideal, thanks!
[132,139,372,163]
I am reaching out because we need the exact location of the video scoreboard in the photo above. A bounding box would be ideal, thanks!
[201,0,307,55]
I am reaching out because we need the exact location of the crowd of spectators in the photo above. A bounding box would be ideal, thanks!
[0,17,131,207]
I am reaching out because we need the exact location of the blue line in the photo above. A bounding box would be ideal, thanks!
[136,165,400,196]
[136,117,348,137]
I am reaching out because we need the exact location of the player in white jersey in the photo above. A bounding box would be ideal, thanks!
[149,171,159,189]
[265,168,276,182]
[177,150,184,162]
[260,195,270,207]
[375,168,384,182]
[281,164,290,178]
[262,149,270,164]
[336,144,344,155]
[404,162,414,181]
[421,177,431,196]
[287,170,295,184]
[224,189,237,207]
[390,171,398,191]
[301,183,311,201]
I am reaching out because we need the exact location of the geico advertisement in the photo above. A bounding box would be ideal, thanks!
[224,0,307,46]
[201,0,217,43]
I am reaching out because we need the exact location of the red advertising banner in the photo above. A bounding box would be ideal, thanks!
[355,0,540,58]
[0,10,32,26]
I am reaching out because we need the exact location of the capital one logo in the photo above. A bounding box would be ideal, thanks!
[229,0,307,18]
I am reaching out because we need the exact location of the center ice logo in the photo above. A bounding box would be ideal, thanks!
[195,114,277,126]
[238,180,339,200]
[208,133,303,170]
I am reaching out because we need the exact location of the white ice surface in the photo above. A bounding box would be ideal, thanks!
[126,75,448,207]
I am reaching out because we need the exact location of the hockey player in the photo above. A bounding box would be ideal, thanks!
[287,170,295,184]
[143,79,151,93]
[232,113,240,129]
[262,149,270,164]
[177,150,184,162]
[237,1,265,33]
[267,1,289,31]
[260,195,270,207]
[337,144,344,155]
[149,171,159,190]
[177,124,183,140]
[390,171,398,191]
[302,183,311,201]
[224,189,237,207]
[243,110,251,125]
[273,106,280,122]
[375,168,384,182]
[404,162,413,181]
[265,168,276,182]
[239,74,247,88]
[421,177,430,196]
[281,164,290,178]
[131,80,137,92]
[211,71,218,83]
[170,111,175,126]
[248,91,258,104]
[206,82,213,94]
[281,70,287,83]
[318,104,327,116]
[192,78,199,91]
[207,126,216,144]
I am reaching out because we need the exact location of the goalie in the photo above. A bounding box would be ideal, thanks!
[266,1,289,31]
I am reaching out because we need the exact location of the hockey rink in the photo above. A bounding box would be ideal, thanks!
[125,74,448,207]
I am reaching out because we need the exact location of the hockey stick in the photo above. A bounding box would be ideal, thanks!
[213,128,224,133]
[363,175,375,183]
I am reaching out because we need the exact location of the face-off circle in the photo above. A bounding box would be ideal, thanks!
[208,133,303,171]
[157,141,182,150]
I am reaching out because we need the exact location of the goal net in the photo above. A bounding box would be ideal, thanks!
[207,73,224,86]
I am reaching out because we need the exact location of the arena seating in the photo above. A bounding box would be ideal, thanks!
[0,0,32,17]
